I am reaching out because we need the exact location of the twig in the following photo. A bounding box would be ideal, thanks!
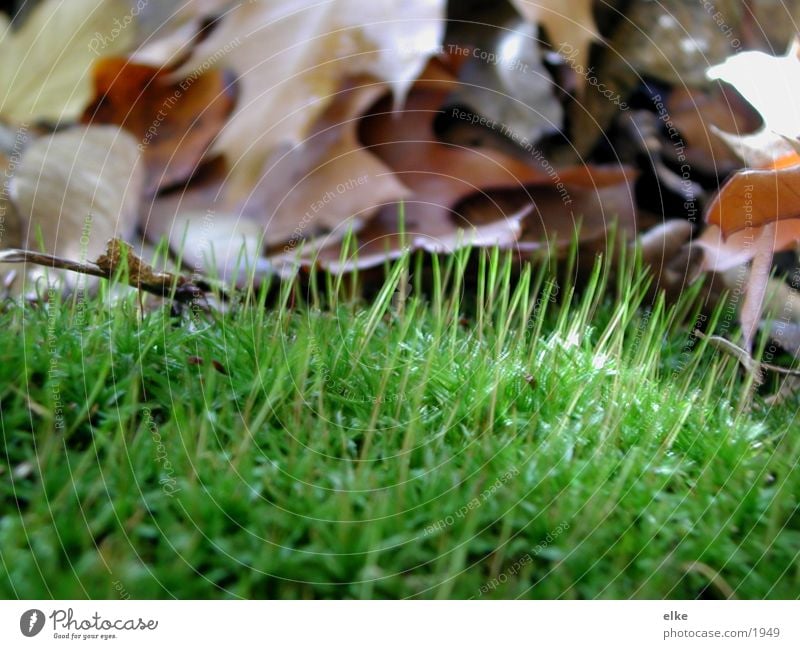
[0,239,221,303]
[694,330,800,383]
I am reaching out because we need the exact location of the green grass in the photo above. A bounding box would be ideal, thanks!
[0,247,799,599]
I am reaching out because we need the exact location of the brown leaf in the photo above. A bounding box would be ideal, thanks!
[173,0,446,199]
[251,79,410,249]
[82,57,236,195]
[740,223,776,351]
[696,222,800,272]
[7,126,143,290]
[281,62,637,270]
[706,164,800,236]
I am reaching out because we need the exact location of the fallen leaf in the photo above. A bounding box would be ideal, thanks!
[280,61,637,271]
[740,223,776,350]
[82,57,236,195]
[249,79,410,249]
[0,0,134,124]
[167,211,276,287]
[7,126,144,288]
[697,223,800,273]
[174,0,446,199]
[291,203,529,274]
[706,165,800,235]
[667,86,762,178]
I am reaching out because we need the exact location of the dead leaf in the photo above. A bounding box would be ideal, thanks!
[696,223,800,272]
[6,126,143,289]
[276,61,637,271]
[173,0,446,199]
[0,0,134,124]
[290,203,529,274]
[740,223,776,350]
[82,57,236,195]
[167,211,276,287]
[250,79,410,249]
[706,164,800,236]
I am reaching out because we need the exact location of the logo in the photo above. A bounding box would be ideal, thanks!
[20,609,45,637]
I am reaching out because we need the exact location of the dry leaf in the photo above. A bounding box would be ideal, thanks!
[6,126,143,289]
[708,40,800,144]
[249,79,410,248]
[283,203,529,274]
[667,86,762,178]
[174,0,445,199]
[696,223,800,273]
[0,0,134,124]
[167,211,276,287]
[279,61,637,271]
[706,164,800,236]
[740,223,776,350]
[82,57,236,194]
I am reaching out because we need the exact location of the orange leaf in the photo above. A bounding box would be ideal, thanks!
[706,164,800,236]
[82,57,236,195]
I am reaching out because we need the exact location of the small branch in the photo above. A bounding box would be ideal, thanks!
[695,330,800,381]
[0,239,221,303]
